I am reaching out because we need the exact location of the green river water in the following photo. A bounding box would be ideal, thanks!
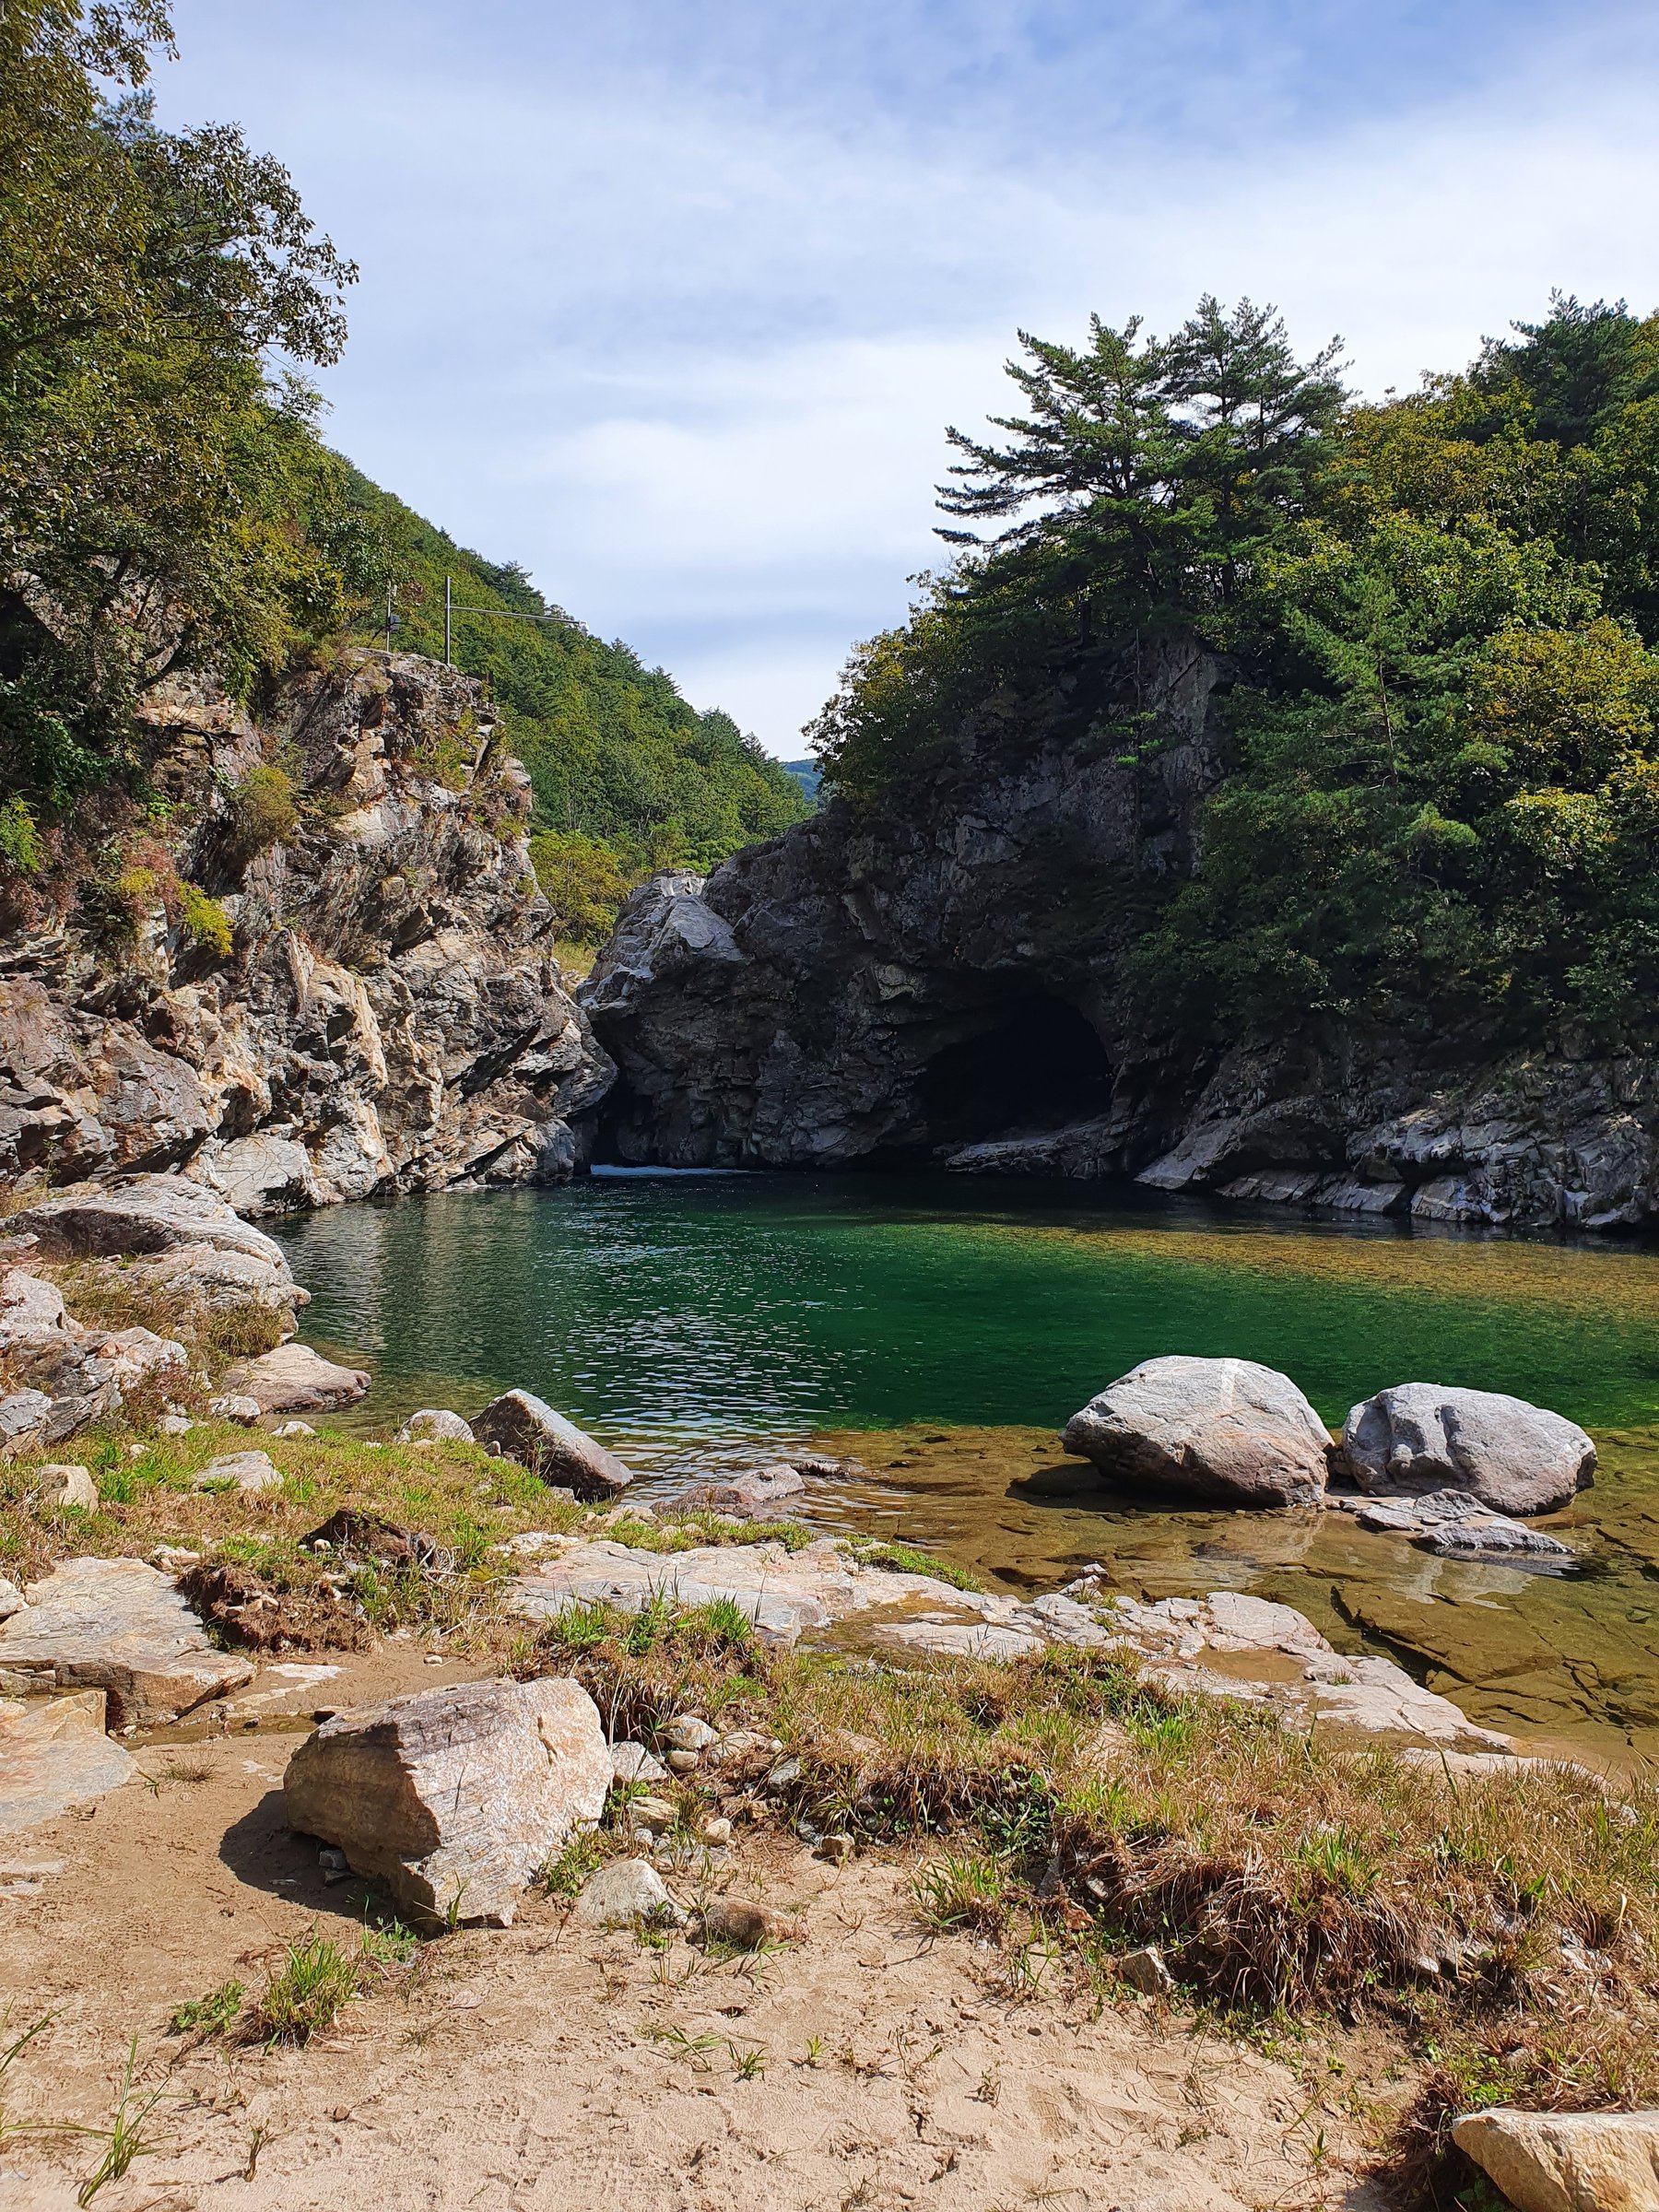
[276,1172,1659,1767]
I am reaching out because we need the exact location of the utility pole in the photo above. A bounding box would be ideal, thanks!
[444,573,452,667]
[383,581,397,655]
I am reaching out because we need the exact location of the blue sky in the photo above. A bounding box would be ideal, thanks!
[157,1,1659,753]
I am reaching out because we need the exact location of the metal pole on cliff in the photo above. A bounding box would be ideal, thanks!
[444,574,452,667]
[383,582,395,655]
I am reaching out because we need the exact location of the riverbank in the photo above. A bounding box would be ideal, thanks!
[3,1182,1658,2209]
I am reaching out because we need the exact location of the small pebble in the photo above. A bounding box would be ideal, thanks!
[665,1747,700,1774]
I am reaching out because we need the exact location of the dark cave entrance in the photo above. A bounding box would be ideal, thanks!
[916,994,1113,1147]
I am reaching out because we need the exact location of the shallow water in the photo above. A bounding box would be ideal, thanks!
[276,1173,1659,1764]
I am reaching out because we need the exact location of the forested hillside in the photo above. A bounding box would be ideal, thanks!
[337,473,806,939]
[0,0,802,949]
[811,296,1659,1053]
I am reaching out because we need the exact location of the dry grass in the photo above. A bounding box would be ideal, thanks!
[524,1604,1659,2202]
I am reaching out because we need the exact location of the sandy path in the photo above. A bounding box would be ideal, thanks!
[0,1651,1394,2212]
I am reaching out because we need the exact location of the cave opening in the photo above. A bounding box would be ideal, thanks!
[916,993,1113,1147]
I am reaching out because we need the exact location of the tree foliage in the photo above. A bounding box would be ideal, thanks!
[0,1,801,934]
[812,293,1659,1052]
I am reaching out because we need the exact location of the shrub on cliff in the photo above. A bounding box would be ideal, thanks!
[811,293,1659,1053]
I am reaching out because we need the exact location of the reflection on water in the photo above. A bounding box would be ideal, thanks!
[276,1174,1659,1763]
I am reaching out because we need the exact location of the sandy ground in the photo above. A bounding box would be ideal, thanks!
[0,1648,1401,2212]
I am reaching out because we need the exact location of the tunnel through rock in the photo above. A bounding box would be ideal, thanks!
[916,994,1113,1147]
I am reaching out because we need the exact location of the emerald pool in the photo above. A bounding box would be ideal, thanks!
[276,1172,1659,1765]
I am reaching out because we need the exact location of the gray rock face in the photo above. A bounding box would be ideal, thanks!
[1340,1383,1594,1513]
[221,1340,370,1413]
[578,656,1659,1231]
[472,1390,631,1500]
[0,1689,136,1836]
[0,652,613,1216]
[1062,1357,1332,1507]
[283,1675,611,1925]
[0,1556,253,1726]
[1452,2107,1659,2212]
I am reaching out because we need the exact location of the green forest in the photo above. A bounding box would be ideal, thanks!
[0,0,803,946]
[811,296,1659,1053]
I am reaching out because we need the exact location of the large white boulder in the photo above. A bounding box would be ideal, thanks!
[1339,1383,1594,1513]
[283,1676,611,1925]
[1062,1356,1332,1506]
[1453,2107,1659,2212]
[472,1390,631,1500]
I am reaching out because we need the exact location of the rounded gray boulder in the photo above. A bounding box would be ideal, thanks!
[1338,1383,1594,1513]
[1061,1355,1332,1507]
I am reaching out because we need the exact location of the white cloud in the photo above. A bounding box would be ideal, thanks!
[159,1,1659,751]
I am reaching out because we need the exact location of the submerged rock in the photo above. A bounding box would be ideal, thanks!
[472,1389,631,1500]
[1452,2107,1659,2212]
[1345,1486,1574,1559]
[0,1556,253,1726]
[670,1465,806,1516]
[1338,1382,1594,1513]
[221,1341,370,1413]
[283,1676,611,1925]
[1062,1356,1332,1507]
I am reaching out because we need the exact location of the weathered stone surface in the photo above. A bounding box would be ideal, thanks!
[0,1578,23,1622]
[570,1857,681,1929]
[0,1269,79,1363]
[283,1675,611,1925]
[664,1714,717,1752]
[0,653,613,1217]
[0,1389,52,1455]
[396,1408,475,1444]
[222,1341,370,1413]
[34,1464,97,1511]
[472,1390,631,1500]
[1345,1486,1574,1559]
[1062,1357,1332,1507]
[0,1556,253,1726]
[0,1689,136,1836]
[670,1465,806,1516]
[9,1173,290,1268]
[194,1450,281,1493]
[1340,1384,1595,1513]
[609,1740,667,1785]
[1452,2107,1659,2212]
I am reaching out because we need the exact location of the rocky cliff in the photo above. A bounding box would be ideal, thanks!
[0,650,613,1214]
[582,652,1659,1233]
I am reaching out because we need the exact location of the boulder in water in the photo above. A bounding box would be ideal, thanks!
[1062,1356,1331,1506]
[1338,1383,1594,1513]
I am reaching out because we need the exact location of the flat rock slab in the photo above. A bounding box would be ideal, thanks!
[1345,1487,1573,1559]
[283,1676,611,1926]
[0,1557,253,1727]
[1453,2106,1659,2212]
[510,1537,1006,1649]
[8,1174,292,1268]
[0,1689,136,1835]
[222,1341,370,1413]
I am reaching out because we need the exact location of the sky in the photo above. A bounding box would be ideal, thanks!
[155,0,1659,755]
